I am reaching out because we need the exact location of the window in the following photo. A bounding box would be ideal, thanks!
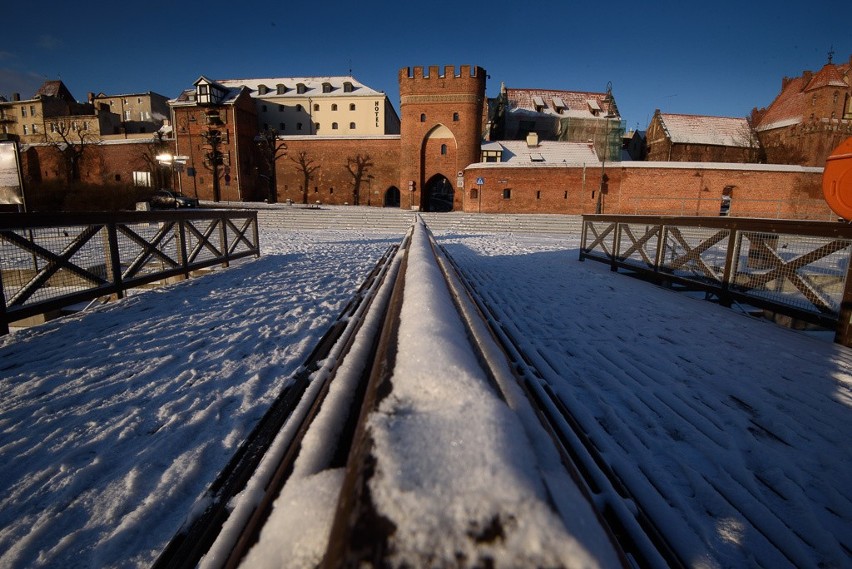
[258,84,268,95]
[22,125,28,135]
[137,97,141,104]
[349,122,356,129]
[297,122,303,130]
[314,104,320,111]
[440,144,447,155]
[331,104,338,111]
[420,113,426,122]
[332,122,338,129]
[262,105,267,112]
[349,103,356,111]
[322,82,332,93]
[20,107,27,117]
[276,84,286,95]
[536,190,541,200]
[296,104,303,112]
[564,191,568,199]
[314,122,320,131]
[30,105,36,116]
[452,112,459,121]
[502,188,512,199]
[296,83,307,94]
[280,122,285,130]
[278,105,285,112]
[133,171,153,187]
[343,81,353,93]
[31,124,38,134]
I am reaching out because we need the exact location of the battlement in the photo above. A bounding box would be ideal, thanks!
[400,65,485,80]
[399,65,486,98]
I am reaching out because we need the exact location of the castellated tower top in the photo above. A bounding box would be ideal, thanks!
[399,65,486,97]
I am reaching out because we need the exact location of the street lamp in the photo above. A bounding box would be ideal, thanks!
[156,152,175,191]
[596,82,617,215]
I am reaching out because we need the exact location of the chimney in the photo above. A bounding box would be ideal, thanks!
[88,92,95,104]
[526,131,539,147]
[12,93,20,101]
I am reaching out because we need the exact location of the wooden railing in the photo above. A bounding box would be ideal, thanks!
[580,215,852,345]
[0,210,259,334]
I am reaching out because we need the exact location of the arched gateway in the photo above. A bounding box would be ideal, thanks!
[423,175,454,212]
[383,186,401,207]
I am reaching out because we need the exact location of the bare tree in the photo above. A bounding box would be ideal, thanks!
[255,127,288,203]
[291,150,320,204]
[737,117,764,164]
[44,119,100,182]
[139,131,172,189]
[201,127,225,202]
[345,154,374,205]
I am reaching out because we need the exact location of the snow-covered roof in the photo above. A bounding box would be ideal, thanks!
[505,88,619,119]
[478,140,600,167]
[216,76,381,98]
[658,113,751,147]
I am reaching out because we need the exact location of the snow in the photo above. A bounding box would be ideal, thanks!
[1,222,851,568]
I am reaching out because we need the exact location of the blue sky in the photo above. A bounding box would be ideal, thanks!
[1,0,849,132]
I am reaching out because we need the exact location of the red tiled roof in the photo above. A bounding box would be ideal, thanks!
[755,59,850,131]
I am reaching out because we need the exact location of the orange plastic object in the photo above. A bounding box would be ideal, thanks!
[823,137,852,220]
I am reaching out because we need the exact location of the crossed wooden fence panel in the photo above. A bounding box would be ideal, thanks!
[580,215,852,345]
[0,210,259,334]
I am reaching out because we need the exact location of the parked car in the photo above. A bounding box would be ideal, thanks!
[150,190,200,209]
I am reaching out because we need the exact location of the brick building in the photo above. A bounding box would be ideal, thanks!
[645,111,758,163]
[753,53,852,166]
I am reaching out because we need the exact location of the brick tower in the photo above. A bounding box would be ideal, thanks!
[398,65,486,211]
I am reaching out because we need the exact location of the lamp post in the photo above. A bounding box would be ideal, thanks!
[596,82,616,215]
[156,152,175,191]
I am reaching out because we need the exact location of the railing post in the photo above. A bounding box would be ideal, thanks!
[719,221,740,308]
[0,266,9,335]
[252,214,260,258]
[611,221,622,271]
[579,217,588,261]
[107,221,125,300]
[835,262,852,347]
[177,218,190,280]
[220,212,230,268]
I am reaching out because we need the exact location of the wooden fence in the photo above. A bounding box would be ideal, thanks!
[0,210,259,334]
[580,215,852,345]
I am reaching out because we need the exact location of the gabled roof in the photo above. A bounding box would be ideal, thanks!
[657,113,751,147]
[34,80,75,102]
[504,88,619,119]
[216,76,381,98]
[755,58,851,132]
[171,76,244,105]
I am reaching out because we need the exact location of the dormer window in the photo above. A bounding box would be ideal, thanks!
[258,84,269,95]
[532,96,545,112]
[322,82,332,93]
[296,83,307,94]
[343,81,354,93]
[552,97,566,114]
[276,84,286,95]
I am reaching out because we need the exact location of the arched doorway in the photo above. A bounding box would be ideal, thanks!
[383,186,400,208]
[423,175,454,212]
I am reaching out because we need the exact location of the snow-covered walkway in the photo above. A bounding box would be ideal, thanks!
[0,226,850,568]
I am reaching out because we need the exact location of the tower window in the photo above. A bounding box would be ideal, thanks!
[420,113,426,122]
[440,144,447,155]
[503,188,512,199]
[453,112,459,121]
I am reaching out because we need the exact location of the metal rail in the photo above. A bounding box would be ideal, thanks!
[151,234,406,569]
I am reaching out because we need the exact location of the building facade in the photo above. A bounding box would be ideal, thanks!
[90,92,170,137]
[753,54,852,166]
[213,76,400,137]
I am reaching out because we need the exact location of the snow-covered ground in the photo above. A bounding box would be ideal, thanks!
[1,225,851,568]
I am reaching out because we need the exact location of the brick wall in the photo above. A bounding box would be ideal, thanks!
[274,137,401,206]
[465,162,831,220]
